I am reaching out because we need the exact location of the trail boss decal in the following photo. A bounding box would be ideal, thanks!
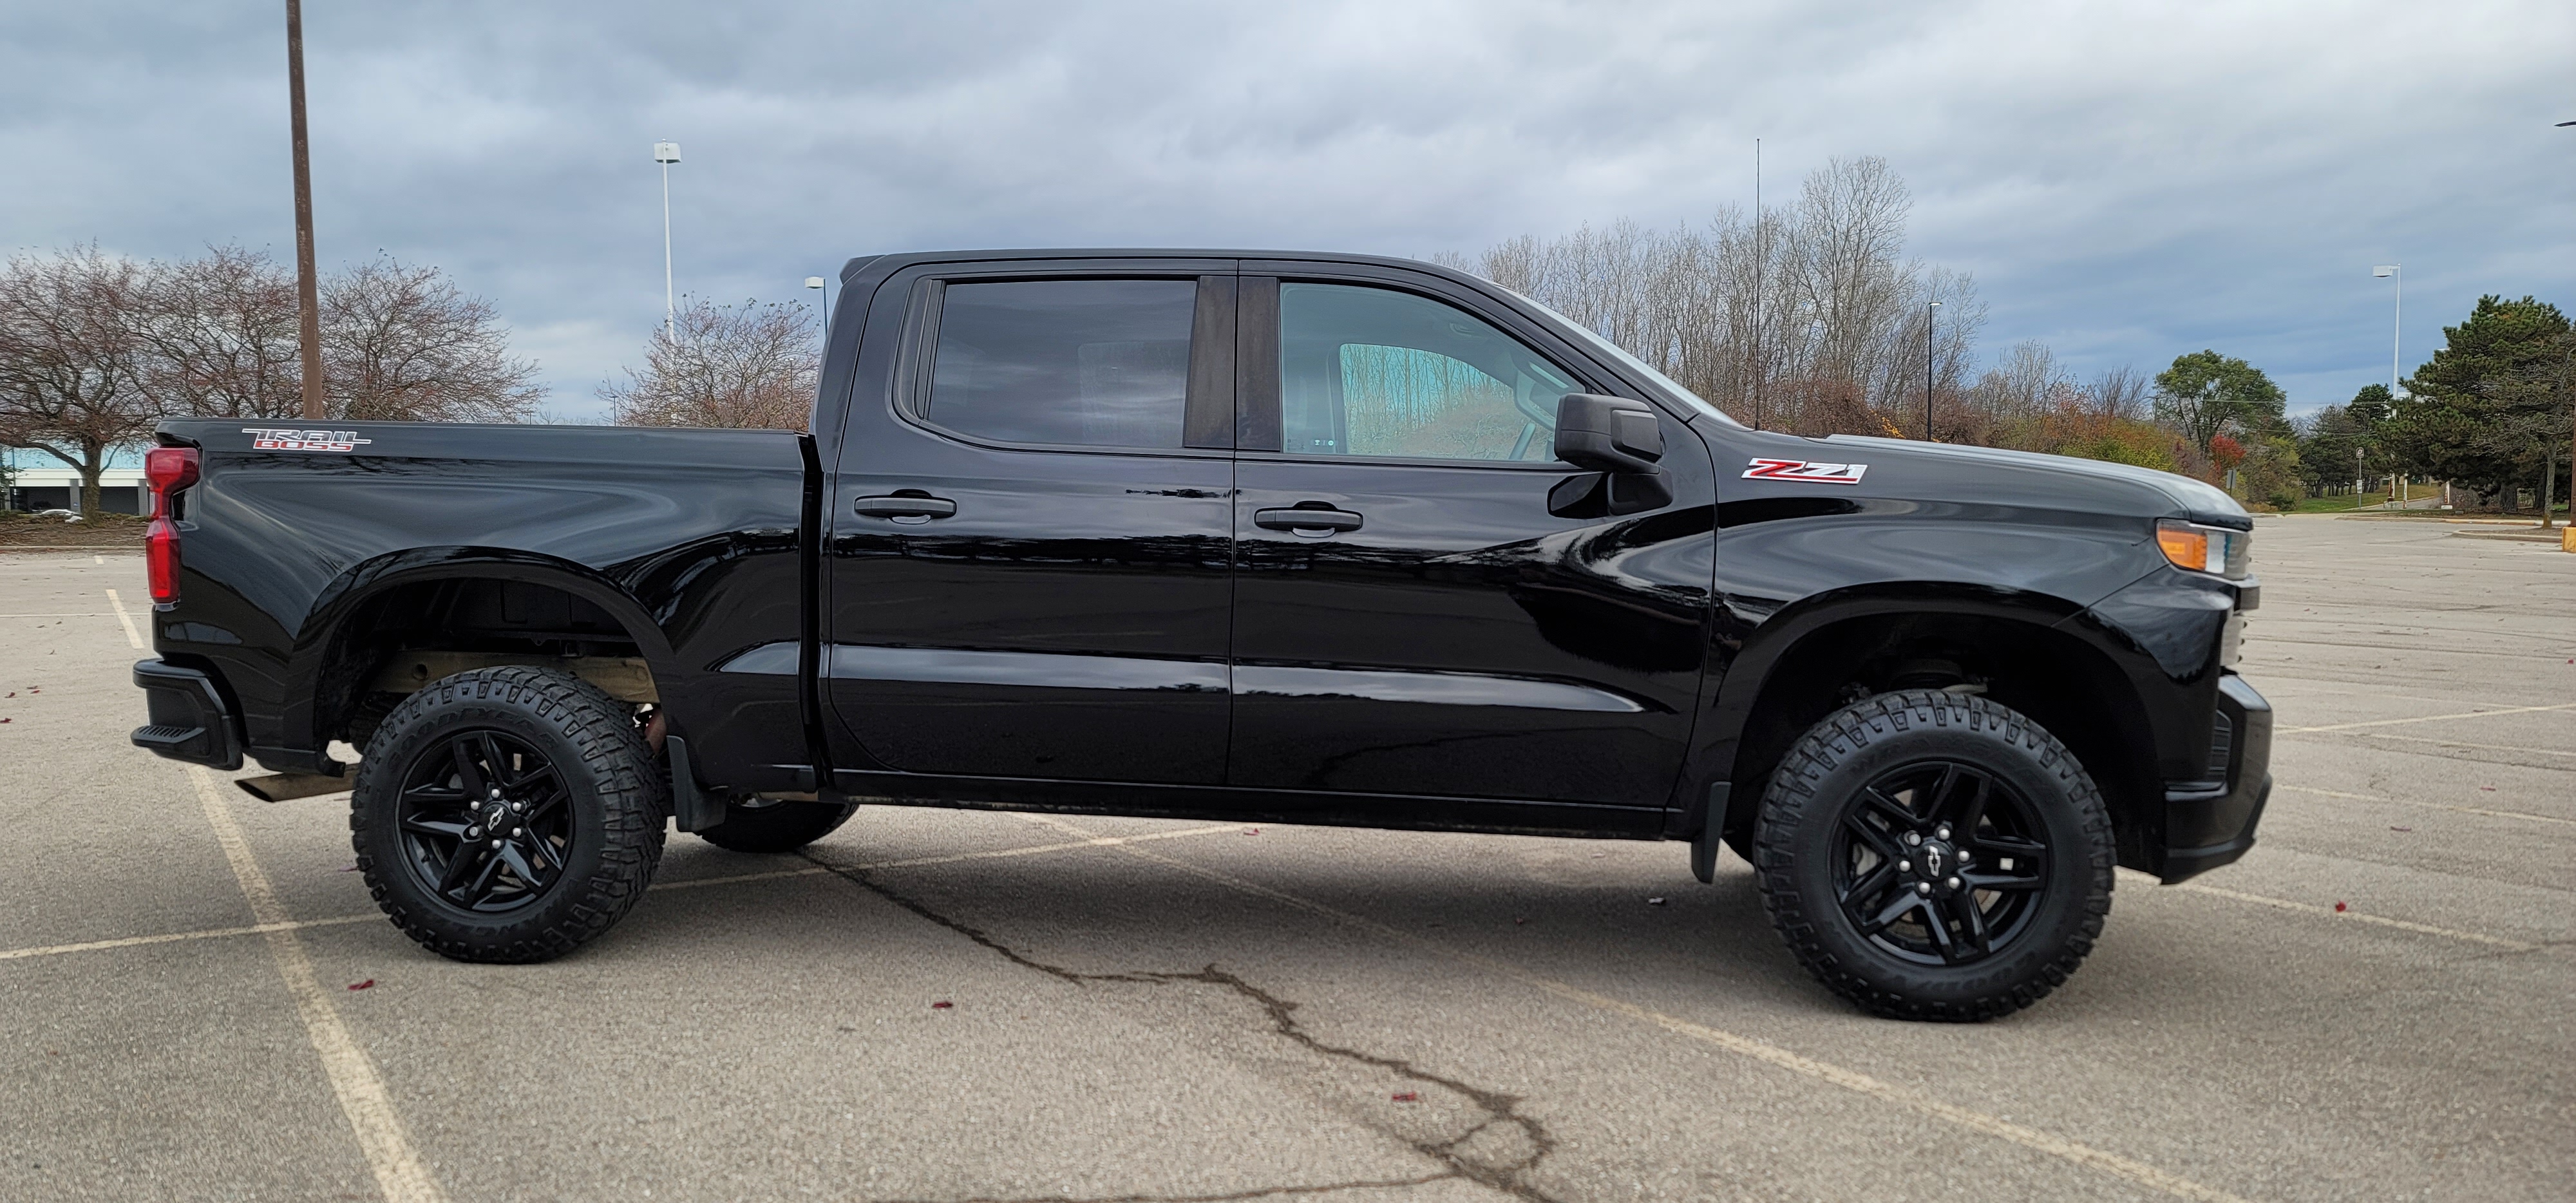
[243,428,373,453]
[1743,457,1868,484]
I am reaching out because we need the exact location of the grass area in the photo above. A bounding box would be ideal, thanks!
[2288,491,2409,513]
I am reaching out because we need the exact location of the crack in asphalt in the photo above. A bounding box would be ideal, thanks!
[797,851,1566,1202]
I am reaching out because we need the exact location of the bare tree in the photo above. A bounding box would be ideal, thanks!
[1445,156,1987,439]
[323,256,542,422]
[601,298,817,430]
[0,246,157,512]
[135,244,304,419]
[2084,365,2151,421]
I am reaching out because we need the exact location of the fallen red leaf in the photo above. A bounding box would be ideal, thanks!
[1390,1092,1419,1102]
[2481,786,2496,791]
[347,980,374,991]
[2333,901,2348,913]
[931,1001,953,1010]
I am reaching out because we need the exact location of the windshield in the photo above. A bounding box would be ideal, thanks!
[1502,290,1743,427]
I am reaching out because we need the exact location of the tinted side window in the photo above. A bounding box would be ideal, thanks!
[927,279,1196,449]
[1278,283,1575,462]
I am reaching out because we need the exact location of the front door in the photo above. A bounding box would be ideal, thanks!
[1226,272,1714,810]
[825,266,1238,784]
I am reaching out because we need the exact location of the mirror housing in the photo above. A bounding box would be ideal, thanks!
[1553,393,1664,475]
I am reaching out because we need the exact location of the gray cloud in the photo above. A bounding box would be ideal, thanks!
[4,0,2568,419]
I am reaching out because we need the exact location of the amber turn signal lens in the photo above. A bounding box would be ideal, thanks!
[2155,520,2209,572]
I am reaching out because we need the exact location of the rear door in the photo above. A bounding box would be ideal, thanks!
[1226,264,1714,811]
[824,260,1238,784]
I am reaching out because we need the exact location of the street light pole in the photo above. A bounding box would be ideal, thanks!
[284,0,325,421]
[1925,301,1942,441]
[805,276,828,363]
[1752,137,1763,431]
[2371,265,2400,400]
[654,141,682,342]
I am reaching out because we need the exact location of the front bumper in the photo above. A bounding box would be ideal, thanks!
[2156,673,2271,883]
[131,659,243,771]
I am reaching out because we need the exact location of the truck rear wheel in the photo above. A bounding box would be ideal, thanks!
[1752,690,2114,1021]
[696,799,857,853]
[350,667,667,963]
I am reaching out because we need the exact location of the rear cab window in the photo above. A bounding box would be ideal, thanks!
[920,279,1200,450]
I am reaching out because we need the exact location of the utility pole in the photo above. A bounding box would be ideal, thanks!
[1752,137,1763,431]
[2356,446,2365,507]
[1925,301,1941,440]
[285,0,325,421]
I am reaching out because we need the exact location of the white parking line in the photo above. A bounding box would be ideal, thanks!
[0,823,1253,962]
[1025,813,2256,1203]
[103,589,143,649]
[185,766,447,1203]
[2362,732,2576,759]
[0,915,378,961]
[2277,701,2576,734]
[2276,783,2573,826]
[2145,874,2537,952]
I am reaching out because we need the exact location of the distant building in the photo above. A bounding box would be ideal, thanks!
[4,452,147,514]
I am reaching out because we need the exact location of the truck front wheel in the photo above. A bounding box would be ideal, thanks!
[1752,690,2114,1021]
[350,667,668,963]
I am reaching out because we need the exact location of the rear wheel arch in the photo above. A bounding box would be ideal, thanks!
[296,551,677,756]
[1707,589,2160,867]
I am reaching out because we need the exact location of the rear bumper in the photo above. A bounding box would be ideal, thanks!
[131,659,243,771]
[2157,672,2271,883]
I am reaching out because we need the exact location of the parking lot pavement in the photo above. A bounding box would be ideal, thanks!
[2,518,2569,1203]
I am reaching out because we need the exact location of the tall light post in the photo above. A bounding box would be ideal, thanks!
[2371,265,2400,401]
[805,276,828,361]
[654,141,682,341]
[1925,300,1942,441]
[1752,137,1764,431]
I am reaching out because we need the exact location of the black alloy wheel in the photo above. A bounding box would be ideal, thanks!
[1754,690,2114,1021]
[352,666,667,963]
[394,729,575,913]
[1830,761,2050,966]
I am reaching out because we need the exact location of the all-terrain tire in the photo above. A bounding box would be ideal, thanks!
[350,666,667,963]
[696,799,858,853]
[1753,690,2114,1021]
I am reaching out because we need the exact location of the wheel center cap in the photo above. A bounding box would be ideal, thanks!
[1918,840,1955,881]
[483,802,510,828]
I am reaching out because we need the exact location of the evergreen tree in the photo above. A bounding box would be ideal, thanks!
[2380,296,2571,504]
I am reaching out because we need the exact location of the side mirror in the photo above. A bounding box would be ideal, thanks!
[1553,393,1663,475]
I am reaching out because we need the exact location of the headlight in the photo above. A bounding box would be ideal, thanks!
[2156,519,2251,579]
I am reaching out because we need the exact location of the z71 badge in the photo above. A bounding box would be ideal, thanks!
[1743,457,1867,484]
[243,428,373,453]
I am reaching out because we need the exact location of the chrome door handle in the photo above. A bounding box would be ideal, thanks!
[1253,506,1362,533]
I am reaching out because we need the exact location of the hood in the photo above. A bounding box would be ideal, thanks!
[1811,435,2252,530]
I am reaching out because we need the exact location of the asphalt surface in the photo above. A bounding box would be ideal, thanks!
[2,518,2569,1202]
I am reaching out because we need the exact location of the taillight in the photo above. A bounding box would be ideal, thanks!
[145,446,198,606]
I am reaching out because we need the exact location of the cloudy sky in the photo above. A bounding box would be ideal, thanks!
[4,1,2570,421]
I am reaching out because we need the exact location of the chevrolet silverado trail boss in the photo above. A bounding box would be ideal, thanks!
[128,249,2269,1020]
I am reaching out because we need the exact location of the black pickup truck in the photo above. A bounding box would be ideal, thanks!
[129,249,2269,1020]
